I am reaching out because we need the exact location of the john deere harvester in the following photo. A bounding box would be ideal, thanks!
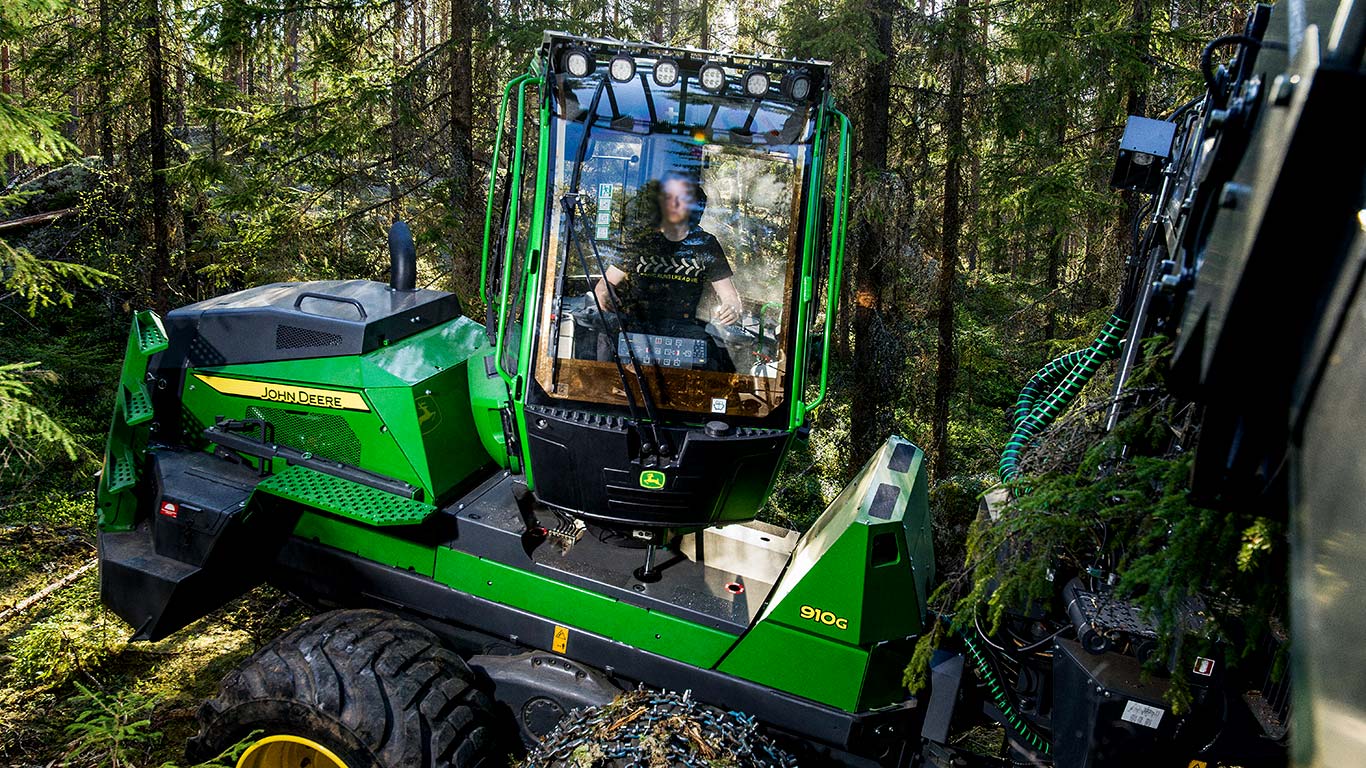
[97,33,936,767]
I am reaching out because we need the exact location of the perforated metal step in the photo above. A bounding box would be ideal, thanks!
[257,465,434,527]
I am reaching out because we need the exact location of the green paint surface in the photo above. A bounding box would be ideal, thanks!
[182,317,494,503]
[719,436,934,711]
[293,512,437,575]
[433,547,735,668]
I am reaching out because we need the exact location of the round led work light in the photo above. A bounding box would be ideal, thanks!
[562,46,595,77]
[698,62,728,93]
[742,68,771,97]
[781,69,813,100]
[609,54,636,82]
[652,57,680,87]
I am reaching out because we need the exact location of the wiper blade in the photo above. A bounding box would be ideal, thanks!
[565,198,671,456]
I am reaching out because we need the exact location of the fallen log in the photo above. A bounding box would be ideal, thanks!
[0,208,75,232]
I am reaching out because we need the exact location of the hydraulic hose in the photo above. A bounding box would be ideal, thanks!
[961,630,1053,756]
[999,313,1129,484]
[1012,348,1090,428]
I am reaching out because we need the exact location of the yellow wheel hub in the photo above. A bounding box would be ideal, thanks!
[236,734,351,768]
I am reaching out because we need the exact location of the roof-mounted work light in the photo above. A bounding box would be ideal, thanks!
[609,54,636,82]
[562,46,595,77]
[780,69,812,100]
[742,68,771,97]
[653,57,680,87]
[698,62,728,93]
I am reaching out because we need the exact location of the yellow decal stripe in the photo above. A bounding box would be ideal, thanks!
[194,374,369,412]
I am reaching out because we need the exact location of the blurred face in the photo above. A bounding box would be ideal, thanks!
[659,178,694,226]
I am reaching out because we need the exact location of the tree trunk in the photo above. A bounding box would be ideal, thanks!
[391,0,406,221]
[1119,0,1151,268]
[849,0,895,467]
[147,0,171,307]
[931,0,969,481]
[286,7,299,106]
[2,45,12,176]
[449,0,475,281]
[98,0,113,164]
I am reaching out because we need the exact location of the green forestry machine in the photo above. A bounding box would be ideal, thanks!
[94,4,1360,763]
[96,33,935,768]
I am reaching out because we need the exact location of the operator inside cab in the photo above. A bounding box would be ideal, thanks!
[591,172,743,370]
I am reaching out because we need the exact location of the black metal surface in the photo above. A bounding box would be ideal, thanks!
[1166,28,1366,505]
[445,472,770,633]
[268,536,920,766]
[102,450,304,641]
[161,279,460,367]
[388,221,417,291]
[1050,638,1178,768]
[920,650,964,744]
[867,483,899,520]
[205,421,421,499]
[150,450,257,566]
[1289,194,1366,762]
[466,651,623,745]
[522,403,791,530]
[888,443,914,473]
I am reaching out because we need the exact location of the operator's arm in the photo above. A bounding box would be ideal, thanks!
[711,277,742,325]
[593,265,628,311]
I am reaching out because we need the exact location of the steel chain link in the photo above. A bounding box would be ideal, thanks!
[524,688,799,767]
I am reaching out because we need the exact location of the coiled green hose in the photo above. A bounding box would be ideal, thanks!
[1011,348,1090,428]
[999,314,1129,484]
[961,630,1053,756]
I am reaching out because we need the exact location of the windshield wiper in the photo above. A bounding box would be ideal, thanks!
[564,198,672,457]
[553,77,671,458]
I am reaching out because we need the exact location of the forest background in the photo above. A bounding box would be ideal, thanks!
[0,0,1251,763]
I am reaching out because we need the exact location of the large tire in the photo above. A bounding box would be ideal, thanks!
[188,609,496,768]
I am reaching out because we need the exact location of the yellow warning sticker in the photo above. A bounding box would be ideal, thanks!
[193,374,369,412]
[1188,760,1208,768]
[552,625,569,654]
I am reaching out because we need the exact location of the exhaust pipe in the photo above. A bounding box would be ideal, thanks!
[388,220,417,291]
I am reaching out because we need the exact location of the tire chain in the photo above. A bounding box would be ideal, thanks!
[524,689,798,768]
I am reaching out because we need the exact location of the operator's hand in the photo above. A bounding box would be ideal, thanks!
[713,303,741,325]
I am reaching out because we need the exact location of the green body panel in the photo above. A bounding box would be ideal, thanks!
[717,620,871,711]
[183,318,494,503]
[466,348,511,467]
[182,374,429,492]
[293,512,438,575]
[718,436,934,711]
[96,310,169,531]
[433,547,735,667]
[758,436,932,644]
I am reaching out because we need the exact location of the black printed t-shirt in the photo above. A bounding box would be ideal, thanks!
[617,228,733,327]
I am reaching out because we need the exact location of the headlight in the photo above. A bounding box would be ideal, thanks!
[699,62,727,93]
[653,57,680,87]
[781,69,812,101]
[562,46,595,77]
[742,68,770,97]
[609,54,636,83]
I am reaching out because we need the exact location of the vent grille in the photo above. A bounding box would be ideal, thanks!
[275,324,344,350]
[246,406,362,466]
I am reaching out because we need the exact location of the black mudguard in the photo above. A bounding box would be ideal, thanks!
[98,450,299,641]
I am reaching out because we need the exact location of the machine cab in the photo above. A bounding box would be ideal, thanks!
[485,33,850,533]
